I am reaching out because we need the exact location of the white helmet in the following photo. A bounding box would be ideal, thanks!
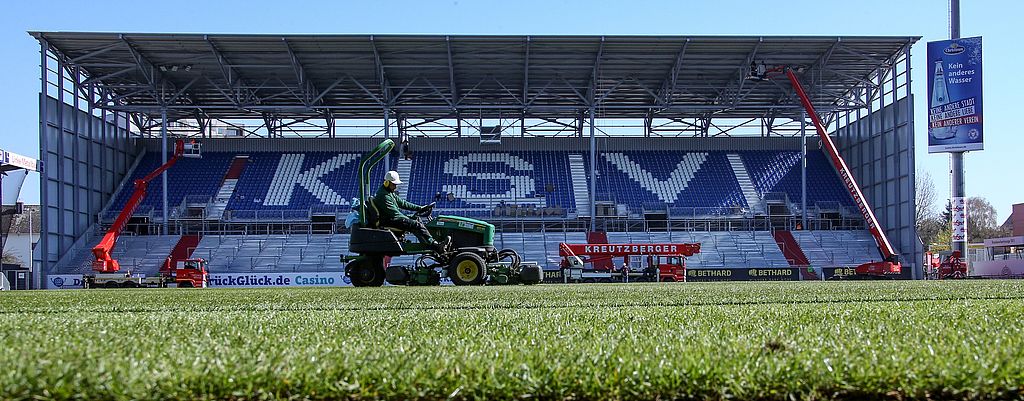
[384,170,403,185]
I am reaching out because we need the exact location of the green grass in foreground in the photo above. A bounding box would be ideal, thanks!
[1,281,1023,400]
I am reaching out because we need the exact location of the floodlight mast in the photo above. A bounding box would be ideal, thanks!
[761,66,901,276]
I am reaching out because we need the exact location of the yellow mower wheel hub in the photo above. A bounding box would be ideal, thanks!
[456,260,481,281]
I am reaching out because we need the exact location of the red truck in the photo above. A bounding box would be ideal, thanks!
[558,242,700,283]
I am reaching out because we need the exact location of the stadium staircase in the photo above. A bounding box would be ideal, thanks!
[163,234,201,271]
[727,154,763,214]
[586,231,614,269]
[772,230,817,279]
[206,156,248,220]
[396,158,412,199]
[568,154,590,216]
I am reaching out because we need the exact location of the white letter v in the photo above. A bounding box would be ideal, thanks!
[602,152,707,203]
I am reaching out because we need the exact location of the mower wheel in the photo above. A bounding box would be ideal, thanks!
[348,256,386,287]
[449,252,487,285]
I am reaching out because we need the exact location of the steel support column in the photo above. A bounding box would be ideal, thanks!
[161,108,168,235]
[588,107,596,231]
[801,111,807,228]
[37,39,48,289]
[383,107,390,175]
[949,0,966,257]
[56,49,65,278]
[87,84,95,219]
[906,44,920,279]
[72,66,81,249]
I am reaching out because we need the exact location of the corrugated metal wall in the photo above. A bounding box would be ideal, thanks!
[39,96,134,279]
[835,96,920,278]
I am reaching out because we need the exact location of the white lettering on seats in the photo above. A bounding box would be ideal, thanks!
[603,152,708,203]
[264,153,359,206]
[442,153,545,207]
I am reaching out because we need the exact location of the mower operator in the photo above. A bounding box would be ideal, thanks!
[373,171,449,252]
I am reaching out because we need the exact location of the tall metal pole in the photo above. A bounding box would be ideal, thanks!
[37,39,48,289]
[906,43,920,279]
[161,108,168,236]
[28,205,33,282]
[588,107,597,232]
[800,111,807,228]
[949,0,966,257]
[383,107,390,178]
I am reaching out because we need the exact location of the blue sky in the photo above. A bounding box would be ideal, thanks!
[0,0,1019,220]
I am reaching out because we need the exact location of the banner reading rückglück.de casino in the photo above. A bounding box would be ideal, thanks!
[927,37,983,153]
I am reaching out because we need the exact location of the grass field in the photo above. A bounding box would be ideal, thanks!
[1,281,1023,400]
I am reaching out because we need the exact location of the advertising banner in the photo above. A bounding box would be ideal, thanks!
[984,236,1024,247]
[542,269,565,283]
[685,268,799,282]
[207,272,351,288]
[951,197,967,243]
[0,150,40,171]
[972,259,1024,277]
[820,266,908,280]
[927,37,983,153]
[47,274,85,289]
[44,272,352,289]
[821,267,862,280]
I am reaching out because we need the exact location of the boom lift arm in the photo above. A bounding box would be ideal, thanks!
[767,67,901,275]
[91,140,186,273]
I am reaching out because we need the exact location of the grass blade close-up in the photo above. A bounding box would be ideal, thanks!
[1,281,1023,400]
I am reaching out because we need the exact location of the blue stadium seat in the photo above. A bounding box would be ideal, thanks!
[739,151,855,209]
[226,152,363,213]
[591,151,746,215]
[406,151,574,218]
[103,148,855,220]
[105,152,233,218]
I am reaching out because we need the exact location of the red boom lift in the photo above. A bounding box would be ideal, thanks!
[86,140,208,288]
[761,66,902,277]
[558,242,701,282]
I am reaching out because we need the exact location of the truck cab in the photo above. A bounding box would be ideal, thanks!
[649,255,686,282]
[168,258,208,288]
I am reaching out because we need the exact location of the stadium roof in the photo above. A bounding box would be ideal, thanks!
[30,32,918,120]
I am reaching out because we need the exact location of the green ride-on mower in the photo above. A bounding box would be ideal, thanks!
[340,139,543,287]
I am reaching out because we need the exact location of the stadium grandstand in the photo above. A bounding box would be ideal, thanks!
[31,33,921,287]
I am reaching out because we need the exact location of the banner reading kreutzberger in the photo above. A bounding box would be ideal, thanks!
[927,37,983,153]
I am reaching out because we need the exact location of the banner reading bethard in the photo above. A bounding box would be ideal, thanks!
[927,37,983,153]
[685,268,799,282]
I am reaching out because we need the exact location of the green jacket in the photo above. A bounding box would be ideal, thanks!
[372,185,424,224]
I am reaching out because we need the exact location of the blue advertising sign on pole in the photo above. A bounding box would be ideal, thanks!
[927,37,983,153]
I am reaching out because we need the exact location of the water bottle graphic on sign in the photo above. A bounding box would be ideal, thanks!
[930,59,956,140]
